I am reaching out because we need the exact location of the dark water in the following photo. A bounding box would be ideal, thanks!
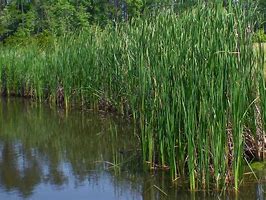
[0,98,265,200]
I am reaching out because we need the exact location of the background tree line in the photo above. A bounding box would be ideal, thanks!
[0,0,265,45]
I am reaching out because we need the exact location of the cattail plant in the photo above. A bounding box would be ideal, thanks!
[0,0,264,190]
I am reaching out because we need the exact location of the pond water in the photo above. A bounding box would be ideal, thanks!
[0,98,265,200]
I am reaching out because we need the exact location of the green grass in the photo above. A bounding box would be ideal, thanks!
[0,1,264,191]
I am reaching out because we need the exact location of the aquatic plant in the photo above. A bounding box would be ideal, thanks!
[0,0,264,190]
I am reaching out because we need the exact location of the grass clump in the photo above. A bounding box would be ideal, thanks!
[0,1,264,191]
[253,29,266,43]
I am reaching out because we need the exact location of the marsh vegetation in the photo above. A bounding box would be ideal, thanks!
[0,0,266,191]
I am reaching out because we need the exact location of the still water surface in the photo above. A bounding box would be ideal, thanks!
[0,98,265,200]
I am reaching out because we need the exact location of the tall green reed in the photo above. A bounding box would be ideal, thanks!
[0,0,261,190]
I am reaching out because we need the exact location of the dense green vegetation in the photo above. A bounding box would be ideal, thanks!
[1,0,264,44]
[254,0,266,42]
[0,0,198,45]
[0,0,266,191]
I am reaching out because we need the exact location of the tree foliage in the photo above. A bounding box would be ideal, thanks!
[0,0,264,44]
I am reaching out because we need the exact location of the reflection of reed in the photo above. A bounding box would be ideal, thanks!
[0,98,140,198]
[256,183,265,200]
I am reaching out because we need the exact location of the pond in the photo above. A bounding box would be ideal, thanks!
[0,98,265,200]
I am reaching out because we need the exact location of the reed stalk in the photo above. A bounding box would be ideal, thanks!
[0,0,263,190]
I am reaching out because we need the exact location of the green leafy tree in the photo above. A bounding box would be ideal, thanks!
[44,0,89,35]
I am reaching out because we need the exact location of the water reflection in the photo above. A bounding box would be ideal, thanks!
[0,98,265,200]
[0,98,141,199]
